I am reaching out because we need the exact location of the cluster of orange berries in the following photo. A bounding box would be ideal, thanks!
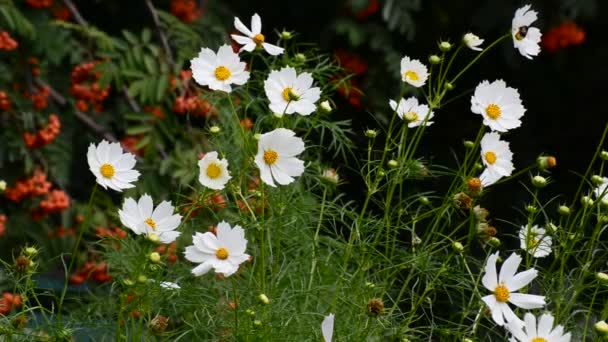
[173,95,214,117]
[28,57,41,76]
[0,31,18,51]
[0,214,6,238]
[23,114,61,149]
[170,0,201,23]
[0,292,22,315]
[25,0,53,8]
[4,170,52,202]
[31,189,70,221]
[70,61,110,112]
[70,261,112,285]
[120,135,145,157]
[47,225,76,239]
[334,49,367,110]
[0,91,11,111]
[144,105,165,120]
[156,241,178,264]
[236,176,268,215]
[542,21,585,53]
[96,225,127,250]
[24,85,50,110]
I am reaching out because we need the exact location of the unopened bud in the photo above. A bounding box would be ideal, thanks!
[595,320,608,334]
[596,272,608,284]
[419,196,430,205]
[123,279,135,286]
[253,320,262,327]
[428,55,441,64]
[377,170,386,177]
[525,205,537,213]
[536,156,557,170]
[581,196,594,207]
[365,129,377,138]
[388,159,398,168]
[209,126,221,134]
[294,53,306,63]
[0,180,6,191]
[452,241,465,253]
[280,30,293,40]
[445,82,454,90]
[149,252,161,263]
[245,309,256,316]
[258,294,269,305]
[545,222,558,233]
[558,205,571,216]
[24,247,38,257]
[592,175,604,186]
[365,281,375,290]
[147,232,160,244]
[488,237,501,248]
[137,275,148,283]
[531,175,547,188]
[439,41,452,52]
[463,140,475,149]
[319,100,332,113]
[321,168,339,185]
[273,111,284,119]
[474,162,483,171]
[601,151,608,161]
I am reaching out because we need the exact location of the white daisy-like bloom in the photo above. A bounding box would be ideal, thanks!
[400,56,428,88]
[519,225,552,258]
[264,67,321,116]
[190,44,250,93]
[231,13,284,56]
[507,312,571,342]
[321,313,335,342]
[254,128,305,187]
[512,5,542,59]
[87,140,140,192]
[482,252,545,327]
[463,32,484,51]
[479,132,514,186]
[198,151,231,190]
[389,97,434,128]
[471,80,525,133]
[118,194,182,244]
[184,221,249,277]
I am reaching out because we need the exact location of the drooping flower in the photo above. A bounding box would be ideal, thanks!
[231,13,284,56]
[507,312,571,342]
[264,67,321,116]
[87,140,140,191]
[184,221,249,277]
[519,225,552,258]
[321,313,335,342]
[389,97,434,128]
[463,32,484,51]
[400,56,428,88]
[254,128,305,187]
[479,132,514,186]
[190,44,250,93]
[471,80,525,132]
[118,194,182,244]
[512,5,542,59]
[481,252,545,326]
[198,151,231,190]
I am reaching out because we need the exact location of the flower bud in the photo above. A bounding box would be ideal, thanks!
[123,279,135,286]
[581,196,594,207]
[595,320,608,334]
[439,41,452,52]
[601,151,608,161]
[137,275,148,283]
[280,30,293,40]
[388,159,398,168]
[419,196,430,205]
[319,100,332,113]
[452,241,464,253]
[467,178,482,194]
[0,180,5,191]
[209,126,221,134]
[592,175,604,186]
[24,247,38,257]
[473,162,483,171]
[536,156,556,170]
[149,252,161,263]
[365,281,375,290]
[488,237,501,248]
[273,111,284,118]
[258,294,269,305]
[377,170,386,177]
[245,309,256,316]
[525,205,537,213]
[321,168,339,185]
[545,222,558,233]
[463,339,474,342]
[463,140,475,149]
[294,53,306,63]
[531,175,547,188]
[445,82,454,90]
[147,232,160,244]
[365,129,377,138]
[253,320,262,327]
[253,133,262,140]
[596,272,608,284]
[428,55,441,65]
[558,205,571,216]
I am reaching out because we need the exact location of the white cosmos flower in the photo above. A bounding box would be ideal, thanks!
[389,97,434,128]
[321,313,335,342]
[118,194,182,244]
[519,225,552,258]
[87,140,140,192]
[481,252,545,327]
[400,56,428,88]
[471,80,525,132]
[264,67,321,116]
[190,44,250,93]
[512,5,542,59]
[198,151,231,190]
[463,32,484,51]
[508,312,571,342]
[184,221,249,277]
[231,13,284,56]
[479,132,514,186]
[254,128,305,187]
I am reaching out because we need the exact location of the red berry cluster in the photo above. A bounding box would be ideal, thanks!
[0,31,18,51]
[120,135,145,157]
[70,61,110,112]
[70,261,112,285]
[23,114,61,149]
[0,293,22,315]
[47,225,76,238]
[24,85,50,110]
[236,176,268,215]
[144,105,165,120]
[51,4,71,21]
[31,189,70,220]
[173,95,214,117]
[0,215,6,238]
[4,170,52,202]
[156,242,178,264]
[170,0,201,23]
[96,226,127,250]
[0,91,12,111]
[25,0,53,8]
[542,21,585,53]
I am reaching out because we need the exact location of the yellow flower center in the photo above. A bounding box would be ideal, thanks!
[253,33,265,45]
[214,66,231,81]
[145,218,156,230]
[263,150,279,165]
[527,237,540,249]
[216,247,229,260]
[282,87,299,101]
[405,70,419,81]
[494,284,510,302]
[100,164,115,178]
[485,151,497,165]
[486,104,501,120]
[405,111,419,122]
[531,338,547,342]
[206,163,222,179]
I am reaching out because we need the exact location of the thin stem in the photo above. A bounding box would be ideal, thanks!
[448,34,510,85]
